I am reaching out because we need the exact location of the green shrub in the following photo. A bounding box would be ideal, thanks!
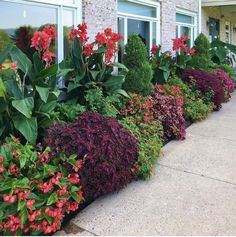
[50,103,86,123]
[123,34,153,96]
[85,87,121,117]
[189,33,212,70]
[168,77,213,122]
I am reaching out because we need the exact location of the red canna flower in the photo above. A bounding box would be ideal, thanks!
[42,50,55,67]
[82,43,94,56]
[151,45,159,55]
[43,25,56,40]
[31,31,51,51]
[189,48,196,56]
[9,61,18,71]
[0,156,4,162]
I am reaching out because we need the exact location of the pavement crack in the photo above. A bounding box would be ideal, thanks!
[158,163,236,187]
[186,132,236,143]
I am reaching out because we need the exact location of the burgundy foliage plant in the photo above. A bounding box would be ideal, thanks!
[216,69,235,93]
[152,85,186,142]
[44,112,139,200]
[181,68,225,110]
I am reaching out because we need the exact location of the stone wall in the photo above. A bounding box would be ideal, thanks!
[161,0,199,51]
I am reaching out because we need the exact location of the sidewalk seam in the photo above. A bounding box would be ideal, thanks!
[158,163,236,186]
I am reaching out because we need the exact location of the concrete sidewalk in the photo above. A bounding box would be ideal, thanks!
[58,93,236,236]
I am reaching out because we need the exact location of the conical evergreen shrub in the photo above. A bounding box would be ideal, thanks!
[123,34,153,96]
[189,33,212,70]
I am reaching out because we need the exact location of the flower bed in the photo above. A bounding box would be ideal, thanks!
[0,23,235,235]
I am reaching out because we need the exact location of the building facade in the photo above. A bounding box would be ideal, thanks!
[0,0,235,62]
[202,0,236,45]
[0,0,200,60]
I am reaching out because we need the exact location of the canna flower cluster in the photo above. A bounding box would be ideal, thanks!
[0,137,83,236]
[69,23,123,64]
[172,35,195,55]
[31,25,56,67]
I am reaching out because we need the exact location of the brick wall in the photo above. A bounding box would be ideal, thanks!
[83,0,117,41]
[161,0,199,51]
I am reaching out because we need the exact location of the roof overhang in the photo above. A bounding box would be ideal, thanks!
[202,0,236,6]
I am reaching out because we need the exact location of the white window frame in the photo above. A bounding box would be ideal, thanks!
[176,8,197,48]
[118,0,160,52]
[0,0,82,62]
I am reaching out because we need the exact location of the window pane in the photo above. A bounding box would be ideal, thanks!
[180,26,191,47]
[118,17,125,62]
[176,13,193,24]
[128,19,150,50]
[176,26,179,38]
[152,22,157,45]
[0,1,57,61]
[118,0,156,18]
[63,9,74,57]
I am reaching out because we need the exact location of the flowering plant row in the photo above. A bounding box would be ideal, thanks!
[0,136,83,236]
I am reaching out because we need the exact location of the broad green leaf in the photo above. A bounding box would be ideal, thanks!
[104,75,125,94]
[67,155,78,168]
[0,126,5,136]
[36,64,58,81]
[0,78,6,100]
[114,89,129,98]
[71,192,81,203]
[47,192,58,206]
[71,186,80,192]
[19,154,27,168]
[10,46,34,80]
[58,68,74,78]
[33,52,44,73]
[13,116,37,144]
[20,207,28,225]
[12,97,34,118]
[0,44,14,64]
[37,100,57,113]
[36,86,50,103]
[4,79,22,99]
[113,62,129,72]
[18,200,26,211]
[89,70,100,80]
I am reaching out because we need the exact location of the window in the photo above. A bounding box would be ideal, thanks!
[176,9,197,48]
[225,22,231,44]
[208,17,220,42]
[118,0,160,54]
[0,0,82,62]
